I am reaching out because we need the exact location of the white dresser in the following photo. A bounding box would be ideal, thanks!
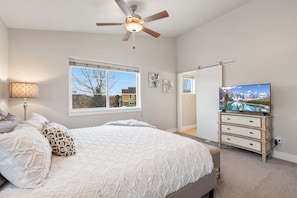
[218,112,272,162]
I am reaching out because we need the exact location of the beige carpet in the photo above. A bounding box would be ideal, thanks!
[177,133,297,198]
[211,147,297,198]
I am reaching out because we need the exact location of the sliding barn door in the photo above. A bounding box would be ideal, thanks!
[196,65,222,142]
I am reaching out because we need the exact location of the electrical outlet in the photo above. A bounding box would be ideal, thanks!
[275,137,282,145]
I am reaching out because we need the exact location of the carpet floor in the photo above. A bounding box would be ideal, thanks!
[177,133,297,198]
[214,147,297,198]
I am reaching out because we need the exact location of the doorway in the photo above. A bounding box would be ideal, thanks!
[179,71,197,136]
[177,65,222,142]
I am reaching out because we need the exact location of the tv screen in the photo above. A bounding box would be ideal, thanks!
[219,83,271,114]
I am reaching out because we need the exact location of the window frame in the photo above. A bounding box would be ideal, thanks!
[69,57,142,116]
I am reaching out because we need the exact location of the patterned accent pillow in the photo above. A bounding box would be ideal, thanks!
[42,122,76,156]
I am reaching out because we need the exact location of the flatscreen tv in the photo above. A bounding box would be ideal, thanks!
[219,83,271,115]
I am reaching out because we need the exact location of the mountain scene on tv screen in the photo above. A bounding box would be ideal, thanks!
[219,84,271,113]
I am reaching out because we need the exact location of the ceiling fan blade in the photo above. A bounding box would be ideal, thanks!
[122,31,132,41]
[96,23,123,26]
[115,0,132,17]
[142,27,160,38]
[143,11,169,23]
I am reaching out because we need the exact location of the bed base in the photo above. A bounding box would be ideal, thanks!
[203,143,221,179]
[167,170,217,198]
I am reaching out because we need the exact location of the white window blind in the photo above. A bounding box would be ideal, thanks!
[69,57,139,73]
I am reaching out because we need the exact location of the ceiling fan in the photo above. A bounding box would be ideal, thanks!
[96,0,169,41]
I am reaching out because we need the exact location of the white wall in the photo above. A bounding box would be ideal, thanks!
[8,30,177,130]
[0,17,9,111]
[177,0,297,162]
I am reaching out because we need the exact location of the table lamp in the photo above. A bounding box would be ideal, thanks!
[10,82,39,120]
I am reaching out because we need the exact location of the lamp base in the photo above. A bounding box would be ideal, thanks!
[23,98,27,120]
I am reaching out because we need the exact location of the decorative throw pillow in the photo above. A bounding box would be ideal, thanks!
[42,122,76,157]
[104,119,156,128]
[0,109,8,120]
[25,112,49,131]
[0,125,52,188]
[0,113,21,133]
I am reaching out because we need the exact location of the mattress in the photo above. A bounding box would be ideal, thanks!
[0,123,213,197]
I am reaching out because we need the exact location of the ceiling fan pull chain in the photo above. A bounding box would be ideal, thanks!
[132,32,136,49]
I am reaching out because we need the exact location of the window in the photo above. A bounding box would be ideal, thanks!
[183,78,195,94]
[69,57,141,115]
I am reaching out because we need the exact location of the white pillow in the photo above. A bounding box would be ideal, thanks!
[104,119,156,128]
[25,112,49,131]
[0,125,52,188]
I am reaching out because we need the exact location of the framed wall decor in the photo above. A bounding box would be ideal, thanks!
[162,79,173,93]
[148,73,160,88]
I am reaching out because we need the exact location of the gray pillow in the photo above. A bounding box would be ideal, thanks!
[0,113,21,133]
[0,109,7,120]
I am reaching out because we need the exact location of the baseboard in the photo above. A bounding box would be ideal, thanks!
[182,124,196,131]
[272,151,297,164]
[165,128,178,133]
[164,125,196,133]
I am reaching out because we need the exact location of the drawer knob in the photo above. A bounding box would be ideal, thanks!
[227,128,231,130]
[249,143,254,146]
[249,132,254,134]
[249,120,254,123]
[227,138,231,140]
[227,118,231,120]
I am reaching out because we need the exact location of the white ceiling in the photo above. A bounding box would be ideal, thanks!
[0,0,251,38]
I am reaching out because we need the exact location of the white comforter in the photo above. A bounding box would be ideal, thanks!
[0,124,213,198]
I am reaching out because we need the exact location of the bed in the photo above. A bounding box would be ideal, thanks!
[0,113,217,198]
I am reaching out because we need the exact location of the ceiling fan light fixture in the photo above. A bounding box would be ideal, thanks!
[125,22,143,32]
[96,1,169,41]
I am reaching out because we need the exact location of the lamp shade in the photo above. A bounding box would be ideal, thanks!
[10,82,39,98]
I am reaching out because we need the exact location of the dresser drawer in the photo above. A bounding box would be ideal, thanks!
[221,115,261,127]
[221,124,261,139]
[222,135,261,152]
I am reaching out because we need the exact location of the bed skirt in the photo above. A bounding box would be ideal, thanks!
[167,170,217,198]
